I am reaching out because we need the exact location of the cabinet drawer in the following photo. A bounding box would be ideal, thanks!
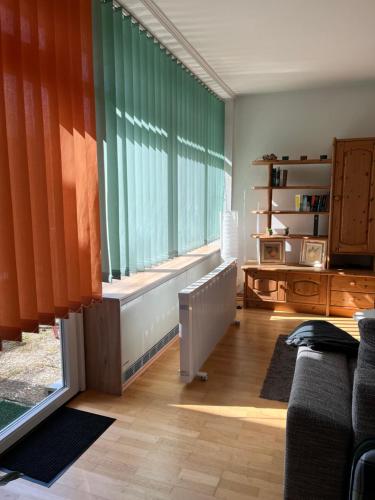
[247,271,286,302]
[287,273,327,305]
[330,290,375,309]
[331,276,375,294]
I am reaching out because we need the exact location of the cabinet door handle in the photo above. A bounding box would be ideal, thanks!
[350,281,356,286]
[334,195,342,201]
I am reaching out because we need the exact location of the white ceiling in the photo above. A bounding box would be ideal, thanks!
[119,0,375,99]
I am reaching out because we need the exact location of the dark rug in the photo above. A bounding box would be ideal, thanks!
[0,406,115,486]
[260,334,297,403]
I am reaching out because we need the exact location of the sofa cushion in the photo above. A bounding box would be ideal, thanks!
[286,320,359,356]
[358,319,375,369]
[285,347,352,500]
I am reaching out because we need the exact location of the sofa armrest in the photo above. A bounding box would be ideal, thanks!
[349,439,375,500]
[353,367,375,446]
[285,347,352,500]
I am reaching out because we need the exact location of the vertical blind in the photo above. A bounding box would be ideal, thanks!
[93,0,225,280]
[0,0,101,341]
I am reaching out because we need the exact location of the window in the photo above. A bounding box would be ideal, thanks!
[93,2,225,279]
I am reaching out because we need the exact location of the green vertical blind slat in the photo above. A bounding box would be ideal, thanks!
[93,2,225,277]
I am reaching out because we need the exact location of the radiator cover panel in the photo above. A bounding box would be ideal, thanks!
[179,259,237,383]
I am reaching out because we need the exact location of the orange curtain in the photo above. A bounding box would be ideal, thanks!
[0,0,101,341]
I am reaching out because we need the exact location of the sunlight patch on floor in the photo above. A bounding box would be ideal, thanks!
[169,404,287,428]
[269,314,360,340]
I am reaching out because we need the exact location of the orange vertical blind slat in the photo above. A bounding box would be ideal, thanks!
[80,0,102,301]
[0,0,102,341]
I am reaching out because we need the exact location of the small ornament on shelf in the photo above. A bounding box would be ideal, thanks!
[284,227,290,236]
[262,153,277,161]
[282,155,289,161]
[266,227,273,236]
[320,154,328,160]
[300,155,308,160]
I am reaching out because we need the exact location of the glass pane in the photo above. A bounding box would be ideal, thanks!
[0,323,64,432]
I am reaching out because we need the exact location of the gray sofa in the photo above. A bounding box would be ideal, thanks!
[284,318,375,500]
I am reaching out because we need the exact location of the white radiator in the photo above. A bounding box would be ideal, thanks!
[179,259,237,383]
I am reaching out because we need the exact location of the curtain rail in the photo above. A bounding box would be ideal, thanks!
[108,0,222,100]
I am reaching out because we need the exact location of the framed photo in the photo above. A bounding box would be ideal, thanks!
[300,239,327,268]
[259,238,285,264]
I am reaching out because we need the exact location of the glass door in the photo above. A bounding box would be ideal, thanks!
[0,314,83,455]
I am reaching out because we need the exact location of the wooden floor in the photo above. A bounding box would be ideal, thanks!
[3,309,359,500]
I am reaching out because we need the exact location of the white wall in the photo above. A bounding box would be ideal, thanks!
[232,82,375,267]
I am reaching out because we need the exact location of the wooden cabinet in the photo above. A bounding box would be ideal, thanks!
[287,273,327,305]
[330,291,375,309]
[331,139,375,254]
[246,271,286,303]
[243,265,375,317]
[329,275,375,314]
[331,275,375,294]
[244,267,329,314]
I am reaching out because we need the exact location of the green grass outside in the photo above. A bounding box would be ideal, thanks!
[0,399,31,431]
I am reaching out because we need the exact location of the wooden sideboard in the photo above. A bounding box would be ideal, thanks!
[243,263,375,317]
[245,137,375,317]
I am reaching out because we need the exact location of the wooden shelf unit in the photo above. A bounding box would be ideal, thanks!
[251,157,331,229]
[252,159,332,166]
[252,185,331,190]
[251,233,328,240]
[251,210,329,215]
[245,140,375,317]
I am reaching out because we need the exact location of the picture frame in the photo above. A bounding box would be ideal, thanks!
[300,239,327,268]
[259,238,285,264]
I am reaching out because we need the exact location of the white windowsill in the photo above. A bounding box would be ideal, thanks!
[102,241,221,305]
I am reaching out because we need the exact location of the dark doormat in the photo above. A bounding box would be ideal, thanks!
[0,406,115,486]
[260,334,297,403]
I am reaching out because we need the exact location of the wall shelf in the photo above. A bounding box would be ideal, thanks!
[252,185,331,190]
[252,159,332,166]
[251,210,330,215]
[250,156,332,228]
[251,233,328,240]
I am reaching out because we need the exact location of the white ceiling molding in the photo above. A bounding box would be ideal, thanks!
[136,0,235,99]
[116,0,235,99]
[117,0,375,96]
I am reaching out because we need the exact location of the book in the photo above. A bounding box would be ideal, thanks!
[293,193,329,213]
[282,169,288,187]
[271,168,276,186]
[276,167,281,186]
[313,215,319,236]
[295,194,301,211]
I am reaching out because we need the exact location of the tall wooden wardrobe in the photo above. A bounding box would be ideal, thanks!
[243,137,375,317]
